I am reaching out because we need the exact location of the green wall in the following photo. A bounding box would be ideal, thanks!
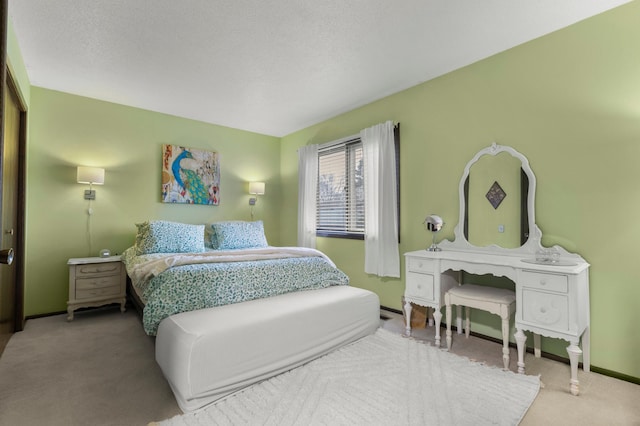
[25,88,281,316]
[279,2,640,379]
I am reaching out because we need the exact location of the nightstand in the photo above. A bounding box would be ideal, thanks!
[67,256,126,321]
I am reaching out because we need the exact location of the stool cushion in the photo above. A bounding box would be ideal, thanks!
[447,284,515,304]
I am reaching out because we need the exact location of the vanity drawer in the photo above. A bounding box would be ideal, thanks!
[522,289,569,331]
[76,262,122,277]
[520,270,568,293]
[405,272,435,301]
[407,257,435,274]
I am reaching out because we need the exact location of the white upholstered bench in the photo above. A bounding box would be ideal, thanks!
[155,285,380,412]
[445,284,516,370]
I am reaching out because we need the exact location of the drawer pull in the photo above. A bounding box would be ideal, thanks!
[540,280,547,286]
[540,307,547,314]
[417,284,422,290]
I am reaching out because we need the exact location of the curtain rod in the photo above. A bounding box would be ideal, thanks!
[299,122,400,152]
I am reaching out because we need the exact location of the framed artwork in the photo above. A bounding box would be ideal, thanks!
[161,145,220,205]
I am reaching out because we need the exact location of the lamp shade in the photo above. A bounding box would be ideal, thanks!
[249,181,265,195]
[77,167,105,185]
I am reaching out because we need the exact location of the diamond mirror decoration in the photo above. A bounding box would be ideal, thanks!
[486,181,506,209]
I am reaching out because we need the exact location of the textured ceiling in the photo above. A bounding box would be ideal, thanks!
[8,0,629,137]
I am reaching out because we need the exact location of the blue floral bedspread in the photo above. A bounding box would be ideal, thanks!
[122,247,349,335]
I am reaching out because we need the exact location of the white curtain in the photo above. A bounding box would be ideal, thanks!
[297,144,318,248]
[361,121,400,277]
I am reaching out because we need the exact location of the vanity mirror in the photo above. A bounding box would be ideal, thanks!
[440,143,542,256]
[465,152,527,248]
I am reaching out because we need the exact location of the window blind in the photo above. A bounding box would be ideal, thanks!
[316,139,364,237]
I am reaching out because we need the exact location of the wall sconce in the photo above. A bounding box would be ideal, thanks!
[248,181,265,220]
[248,182,265,205]
[77,166,105,200]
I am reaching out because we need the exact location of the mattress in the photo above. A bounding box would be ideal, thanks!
[156,285,380,412]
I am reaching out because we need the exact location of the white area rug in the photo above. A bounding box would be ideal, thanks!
[156,328,539,426]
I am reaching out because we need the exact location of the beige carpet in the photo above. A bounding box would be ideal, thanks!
[0,307,181,426]
[0,307,639,425]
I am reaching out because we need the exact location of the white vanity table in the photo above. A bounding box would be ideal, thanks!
[404,143,590,396]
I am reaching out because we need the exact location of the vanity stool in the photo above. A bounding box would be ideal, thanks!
[445,284,516,370]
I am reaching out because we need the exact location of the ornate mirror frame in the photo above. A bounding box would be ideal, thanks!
[439,143,543,256]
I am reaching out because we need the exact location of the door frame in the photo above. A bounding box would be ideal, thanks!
[1,0,26,333]
[4,70,27,331]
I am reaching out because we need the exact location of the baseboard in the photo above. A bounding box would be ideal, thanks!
[24,303,131,321]
[380,305,403,319]
[590,366,640,385]
[25,310,66,320]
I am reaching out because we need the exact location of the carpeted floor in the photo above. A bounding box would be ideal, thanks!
[0,307,180,426]
[0,306,639,425]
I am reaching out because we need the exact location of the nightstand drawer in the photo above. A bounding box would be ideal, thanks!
[406,272,434,301]
[76,275,121,291]
[521,270,568,293]
[76,285,122,300]
[407,257,435,274]
[76,262,122,277]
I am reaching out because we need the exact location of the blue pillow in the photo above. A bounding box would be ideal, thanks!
[135,221,205,255]
[210,221,268,250]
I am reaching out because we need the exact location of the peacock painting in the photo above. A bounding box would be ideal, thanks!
[161,144,220,205]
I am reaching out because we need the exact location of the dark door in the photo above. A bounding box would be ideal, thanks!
[0,75,23,353]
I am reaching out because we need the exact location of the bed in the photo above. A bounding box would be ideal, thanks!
[122,220,380,412]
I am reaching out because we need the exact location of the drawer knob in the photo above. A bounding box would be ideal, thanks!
[540,307,547,314]
[417,284,422,289]
[418,262,423,268]
[540,280,547,286]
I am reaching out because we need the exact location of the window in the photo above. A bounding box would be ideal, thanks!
[316,138,364,239]
[315,124,400,240]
